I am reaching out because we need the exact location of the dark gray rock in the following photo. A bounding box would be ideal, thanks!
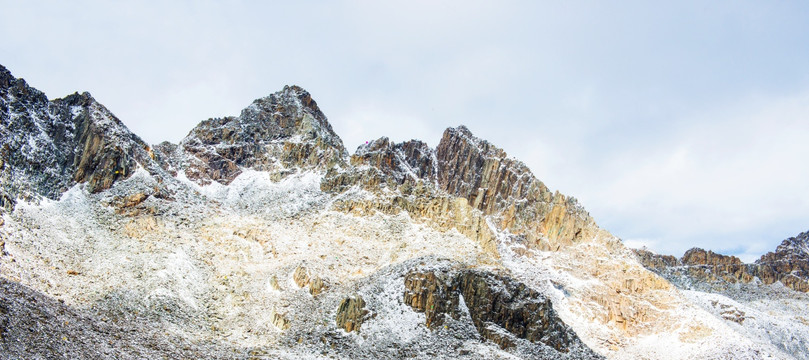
[177,85,348,185]
[403,268,598,356]
[0,66,156,210]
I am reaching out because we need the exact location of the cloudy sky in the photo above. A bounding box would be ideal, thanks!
[2,1,808,261]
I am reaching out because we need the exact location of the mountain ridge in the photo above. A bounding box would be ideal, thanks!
[1,63,807,359]
[635,230,809,292]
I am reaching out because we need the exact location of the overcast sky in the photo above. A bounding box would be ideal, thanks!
[2,1,808,261]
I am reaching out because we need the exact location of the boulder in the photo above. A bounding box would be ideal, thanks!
[335,296,369,333]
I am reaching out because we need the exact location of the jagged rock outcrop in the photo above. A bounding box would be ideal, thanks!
[54,92,155,193]
[270,307,291,331]
[403,268,590,354]
[435,126,596,249]
[634,231,809,292]
[309,276,327,296]
[169,85,347,185]
[293,265,310,288]
[0,65,73,206]
[0,65,156,209]
[403,271,454,328]
[268,275,281,291]
[755,231,809,292]
[681,248,754,283]
[324,137,437,191]
[633,249,679,271]
[335,296,369,333]
[322,126,598,258]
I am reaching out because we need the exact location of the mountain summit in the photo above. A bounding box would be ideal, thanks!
[1,64,807,359]
[0,67,156,209]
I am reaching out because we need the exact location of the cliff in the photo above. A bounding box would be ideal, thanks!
[0,65,157,210]
[634,231,809,292]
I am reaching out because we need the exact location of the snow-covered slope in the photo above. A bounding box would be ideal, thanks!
[1,64,807,359]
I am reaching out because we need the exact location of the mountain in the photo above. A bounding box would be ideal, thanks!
[1,64,807,359]
[0,65,158,209]
[634,231,809,293]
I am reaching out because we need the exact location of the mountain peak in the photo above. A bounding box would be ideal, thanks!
[0,67,154,207]
[0,65,47,104]
[176,86,347,185]
[58,91,96,106]
[0,64,13,89]
[774,230,809,258]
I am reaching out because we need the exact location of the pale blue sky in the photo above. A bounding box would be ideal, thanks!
[2,1,808,261]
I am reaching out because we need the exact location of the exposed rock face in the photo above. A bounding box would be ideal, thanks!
[268,275,281,291]
[403,271,455,328]
[0,66,74,205]
[292,265,310,288]
[681,248,743,267]
[755,231,809,292]
[0,65,155,209]
[403,268,587,353]
[309,276,327,296]
[270,307,291,330]
[322,126,597,258]
[457,271,579,352]
[680,248,754,283]
[175,85,347,185]
[335,296,369,333]
[55,92,155,193]
[633,249,679,271]
[634,231,809,292]
[435,126,595,249]
[351,137,436,187]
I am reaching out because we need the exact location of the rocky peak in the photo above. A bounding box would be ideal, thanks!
[771,230,809,259]
[436,125,518,210]
[0,64,11,89]
[177,85,347,185]
[0,64,156,209]
[755,230,809,292]
[0,64,47,112]
[53,91,155,193]
[237,85,342,147]
[435,126,595,248]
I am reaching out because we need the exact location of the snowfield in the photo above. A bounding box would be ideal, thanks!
[1,168,807,359]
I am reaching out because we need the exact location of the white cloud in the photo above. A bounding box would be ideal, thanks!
[569,91,809,258]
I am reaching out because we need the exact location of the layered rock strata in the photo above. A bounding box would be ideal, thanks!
[634,230,809,292]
